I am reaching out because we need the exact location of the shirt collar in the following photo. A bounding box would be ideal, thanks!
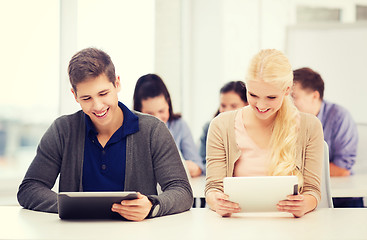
[118,101,139,137]
[85,101,139,139]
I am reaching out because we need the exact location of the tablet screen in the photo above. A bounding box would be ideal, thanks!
[223,176,298,212]
[58,191,138,219]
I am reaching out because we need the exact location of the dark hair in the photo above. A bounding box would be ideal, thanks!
[68,48,116,92]
[133,74,181,121]
[220,81,247,102]
[214,81,248,117]
[293,67,324,100]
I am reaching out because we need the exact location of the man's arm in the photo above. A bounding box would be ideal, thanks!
[17,121,62,213]
[329,110,358,176]
[148,121,193,218]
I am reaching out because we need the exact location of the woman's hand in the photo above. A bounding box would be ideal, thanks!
[185,160,202,177]
[111,192,152,221]
[206,190,241,217]
[277,194,317,218]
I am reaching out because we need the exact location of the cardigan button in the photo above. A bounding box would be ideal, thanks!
[101,164,107,170]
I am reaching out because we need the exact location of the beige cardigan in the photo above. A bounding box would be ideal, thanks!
[205,109,324,204]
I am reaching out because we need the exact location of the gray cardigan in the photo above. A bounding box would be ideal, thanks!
[17,110,193,218]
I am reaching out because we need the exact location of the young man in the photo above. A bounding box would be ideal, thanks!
[291,67,362,208]
[17,48,193,221]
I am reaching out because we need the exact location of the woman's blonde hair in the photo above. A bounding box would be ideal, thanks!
[246,49,303,187]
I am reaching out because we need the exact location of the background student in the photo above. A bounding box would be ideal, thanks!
[205,49,324,218]
[291,67,362,207]
[133,74,204,177]
[199,81,248,167]
[17,48,193,221]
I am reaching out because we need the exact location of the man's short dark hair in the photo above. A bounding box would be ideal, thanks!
[293,67,324,100]
[68,48,116,92]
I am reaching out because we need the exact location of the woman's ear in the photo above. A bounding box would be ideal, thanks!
[284,86,291,96]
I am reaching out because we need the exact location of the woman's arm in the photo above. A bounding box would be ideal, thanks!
[205,116,239,216]
[175,119,204,176]
[278,115,324,217]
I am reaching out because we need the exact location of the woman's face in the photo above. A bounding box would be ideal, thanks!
[246,80,290,121]
[219,91,248,113]
[141,95,170,123]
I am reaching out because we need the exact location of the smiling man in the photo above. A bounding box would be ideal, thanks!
[17,48,193,221]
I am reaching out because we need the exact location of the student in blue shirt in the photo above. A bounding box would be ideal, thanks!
[133,74,204,177]
[17,48,193,221]
[291,67,362,207]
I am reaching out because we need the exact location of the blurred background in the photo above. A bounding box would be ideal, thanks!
[1,0,367,205]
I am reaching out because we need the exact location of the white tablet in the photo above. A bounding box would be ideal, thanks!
[57,191,138,219]
[223,176,298,212]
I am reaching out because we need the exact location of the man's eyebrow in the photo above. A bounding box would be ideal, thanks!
[79,89,110,98]
[98,89,109,94]
[79,94,91,99]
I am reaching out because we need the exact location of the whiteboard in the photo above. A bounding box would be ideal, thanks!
[286,23,367,124]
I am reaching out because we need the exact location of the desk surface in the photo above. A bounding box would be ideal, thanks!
[1,206,367,240]
[192,174,367,199]
[330,174,367,198]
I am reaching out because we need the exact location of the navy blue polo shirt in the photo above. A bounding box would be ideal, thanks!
[82,102,139,191]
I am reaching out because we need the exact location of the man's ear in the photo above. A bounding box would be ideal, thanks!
[312,90,320,101]
[115,76,121,92]
[71,88,79,103]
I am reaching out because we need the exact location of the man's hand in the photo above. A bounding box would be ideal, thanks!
[111,192,152,221]
[330,162,350,177]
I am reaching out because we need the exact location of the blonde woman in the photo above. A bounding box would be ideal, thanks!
[205,49,324,218]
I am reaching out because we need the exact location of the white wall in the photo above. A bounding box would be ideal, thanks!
[155,0,182,113]
[286,23,367,124]
[155,0,367,142]
[178,0,293,141]
[59,0,155,115]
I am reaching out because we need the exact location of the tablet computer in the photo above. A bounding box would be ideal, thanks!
[58,191,138,219]
[223,176,298,212]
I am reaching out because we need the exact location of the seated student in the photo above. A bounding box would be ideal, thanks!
[133,74,204,177]
[199,81,248,167]
[292,67,362,208]
[205,49,324,218]
[17,48,193,221]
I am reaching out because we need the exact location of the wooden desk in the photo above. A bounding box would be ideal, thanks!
[1,206,367,239]
[331,174,367,198]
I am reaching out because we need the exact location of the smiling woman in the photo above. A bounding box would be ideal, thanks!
[205,49,324,218]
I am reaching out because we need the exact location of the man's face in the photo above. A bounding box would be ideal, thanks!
[72,74,121,130]
[291,82,318,115]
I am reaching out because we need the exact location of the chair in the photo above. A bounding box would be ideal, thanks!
[317,141,333,208]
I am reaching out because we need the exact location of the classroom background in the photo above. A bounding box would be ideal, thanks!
[1,0,367,205]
